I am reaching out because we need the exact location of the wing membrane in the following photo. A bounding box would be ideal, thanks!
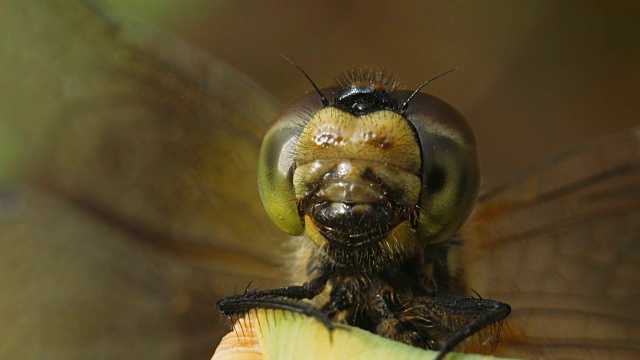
[463,128,640,359]
[0,1,285,358]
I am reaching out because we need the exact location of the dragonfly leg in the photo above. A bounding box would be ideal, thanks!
[432,295,511,360]
[216,262,333,328]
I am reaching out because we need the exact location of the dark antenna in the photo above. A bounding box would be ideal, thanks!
[400,68,457,114]
[281,55,329,106]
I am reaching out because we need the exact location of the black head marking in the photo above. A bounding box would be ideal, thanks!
[332,68,400,116]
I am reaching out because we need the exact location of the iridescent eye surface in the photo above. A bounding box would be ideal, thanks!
[258,69,479,262]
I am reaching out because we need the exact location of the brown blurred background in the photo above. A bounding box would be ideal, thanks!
[106,0,639,191]
[1,2,638,359]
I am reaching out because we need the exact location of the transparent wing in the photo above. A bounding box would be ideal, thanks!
[0,1,286,358]
[463,128,640,359]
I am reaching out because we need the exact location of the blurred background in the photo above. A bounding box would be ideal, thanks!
[1,1,638,359]
[105,0,639,190]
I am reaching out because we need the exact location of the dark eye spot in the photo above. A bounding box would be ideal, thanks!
[427,166,446,194]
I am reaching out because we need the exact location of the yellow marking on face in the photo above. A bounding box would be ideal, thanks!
[304,214,329,248]
[295,107,421,173]
[383,220,421,259]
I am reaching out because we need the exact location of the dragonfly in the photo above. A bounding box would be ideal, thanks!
[0,1,638,359]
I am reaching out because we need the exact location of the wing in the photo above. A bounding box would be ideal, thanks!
[463,128,640,359]
[0,1,287,358]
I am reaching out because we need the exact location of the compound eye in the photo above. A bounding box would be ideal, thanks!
[257,93,321,235]
[402,91,480,243]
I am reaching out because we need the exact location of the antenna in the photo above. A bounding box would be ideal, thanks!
[400,68,457,114]
[281,55,329,106]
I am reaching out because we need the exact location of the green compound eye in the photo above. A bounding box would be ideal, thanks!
[401,91,479,244]
[258,69,479,249]
[257,93,316,235]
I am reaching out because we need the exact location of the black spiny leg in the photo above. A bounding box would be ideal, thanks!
[432,295,511,360]
[216,263,333,329]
